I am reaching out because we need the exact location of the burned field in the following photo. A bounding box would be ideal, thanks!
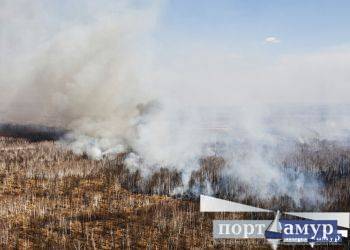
[0,135,349,249]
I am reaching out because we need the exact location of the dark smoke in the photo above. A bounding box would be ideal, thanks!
[0,123,67,142]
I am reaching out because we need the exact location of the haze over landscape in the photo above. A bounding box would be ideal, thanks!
[1,1,350,249]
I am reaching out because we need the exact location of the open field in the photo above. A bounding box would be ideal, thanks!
[0,136,349,249]
[2,0,350,249]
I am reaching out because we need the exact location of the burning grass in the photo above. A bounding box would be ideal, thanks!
[0,136,348,249]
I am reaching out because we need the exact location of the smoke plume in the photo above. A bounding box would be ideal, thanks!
[1,0,350,205]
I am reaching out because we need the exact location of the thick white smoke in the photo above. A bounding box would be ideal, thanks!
[1,0,159,155]
[1,0,350,204]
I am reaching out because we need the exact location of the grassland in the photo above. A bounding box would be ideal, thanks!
[0,136,348,249]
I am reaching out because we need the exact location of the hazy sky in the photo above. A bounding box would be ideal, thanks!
[1,0,350,104]
[152,0,350,104]
[158,0,350,55]
[27,0,350,56]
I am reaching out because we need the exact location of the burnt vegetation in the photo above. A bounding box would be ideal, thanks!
[0,135,349,249]
[0,123,67,142]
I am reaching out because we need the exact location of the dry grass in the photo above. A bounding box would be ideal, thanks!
[0,136,348,249]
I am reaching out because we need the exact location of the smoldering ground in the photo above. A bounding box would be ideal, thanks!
[1,0,350,207]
